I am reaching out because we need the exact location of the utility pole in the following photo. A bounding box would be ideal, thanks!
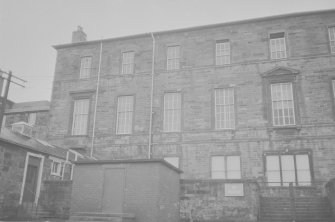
[0,69,26,133]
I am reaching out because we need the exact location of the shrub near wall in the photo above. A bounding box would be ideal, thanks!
[39,180,72,218]
[180,180,259,222]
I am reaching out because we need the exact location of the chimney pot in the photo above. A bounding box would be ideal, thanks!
[72,26,87,43]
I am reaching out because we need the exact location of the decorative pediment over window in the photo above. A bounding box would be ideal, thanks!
[261,66,300,78]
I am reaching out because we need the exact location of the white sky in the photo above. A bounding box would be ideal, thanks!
[1,0,335,102]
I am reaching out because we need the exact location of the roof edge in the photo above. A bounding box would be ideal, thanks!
[75,158,183,173]
[53,8,335,50]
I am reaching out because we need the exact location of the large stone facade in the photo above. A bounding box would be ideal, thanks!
[48,10,335,221]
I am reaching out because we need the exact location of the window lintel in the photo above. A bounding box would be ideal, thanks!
[261,66,299,78]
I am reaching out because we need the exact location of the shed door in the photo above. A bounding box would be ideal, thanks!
[22,156,41,202]
[102,168,125,213]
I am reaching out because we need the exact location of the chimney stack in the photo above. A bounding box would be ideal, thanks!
[72,26,87,43]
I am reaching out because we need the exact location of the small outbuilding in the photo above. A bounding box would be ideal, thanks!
[70,159,181,222]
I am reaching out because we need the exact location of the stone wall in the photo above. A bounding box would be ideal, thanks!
[180,180,259,222]
[0,141,71,219]
[39,180,72,218]
[325,178,335,217]
[0,142,26,219]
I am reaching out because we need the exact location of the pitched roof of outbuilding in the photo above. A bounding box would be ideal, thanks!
[0,128,67,159]
[5,100,50,114]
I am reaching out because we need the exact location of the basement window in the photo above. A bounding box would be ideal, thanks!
[265,154,311,187]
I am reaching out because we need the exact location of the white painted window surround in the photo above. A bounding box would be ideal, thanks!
[19,153,44,204]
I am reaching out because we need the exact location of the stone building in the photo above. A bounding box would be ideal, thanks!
[3,100,50,140]
[48,10,335,221]
[0,126,78,219]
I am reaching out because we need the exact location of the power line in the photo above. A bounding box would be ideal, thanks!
[0,69,26,133]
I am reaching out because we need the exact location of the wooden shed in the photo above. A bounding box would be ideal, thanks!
[70,159,181,222]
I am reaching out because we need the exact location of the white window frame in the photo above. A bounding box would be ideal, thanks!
[79,56,92,79]
[167,45,180,70]
[216,40,230,65]
[50,158,63,177]
[329,27,335,54]
[71,99,90,135]
[164,156,180,168]
[215,88,235,129]
[122,51,135,74]
[271,82,296,127]
[116,96,134,134]
[211,156,241,179]
[270,32,287,60]
[163,92,181,132]
[266,154,312,187]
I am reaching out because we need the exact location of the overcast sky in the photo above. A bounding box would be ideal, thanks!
[1,0,335,102]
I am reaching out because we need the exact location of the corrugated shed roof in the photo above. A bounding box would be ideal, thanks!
[5,100,50,114]
[0,128,67,159]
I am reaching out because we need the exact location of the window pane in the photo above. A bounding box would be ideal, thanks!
[116,96,134,134]
[271,83,295,126]
[329,27,335,53]
[266,156,281,186]
[227,156,241,179]
[215,88,235,129]
[80,57,92,79]
[216,40,230,65]
[296,155,311,186]
[281,155,296,186]
[270,33,287,59]
[72,99,89,135]
[164,93,181,132]
[164,157,179,168]
[122,51,135,74]
[211,156,225,179]
[167,46,180,70]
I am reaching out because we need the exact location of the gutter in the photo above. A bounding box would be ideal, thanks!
[90,41,103,158]
[148,33,155,159]
[52,8,335,50]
